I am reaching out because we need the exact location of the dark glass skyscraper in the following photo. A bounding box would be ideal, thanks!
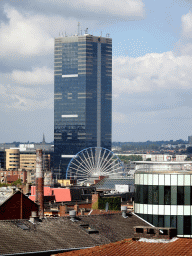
[54,34,112,178]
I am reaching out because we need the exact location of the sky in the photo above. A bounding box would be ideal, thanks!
[1,0,192,143]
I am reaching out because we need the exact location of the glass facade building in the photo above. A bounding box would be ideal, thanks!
[54,34,112,178]
[134,165,192,237]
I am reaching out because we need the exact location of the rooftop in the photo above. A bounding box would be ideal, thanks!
[135,161,192,174]
[94,177,134,190]
[0,213,147,255]
[57,237,192,256]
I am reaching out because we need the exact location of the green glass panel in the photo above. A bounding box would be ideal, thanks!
[164,215,170,227]
[177,186,184,205]
[177,216,184,236]
[159,186,164,205]
[171,186,177,205]
[143,214,148,223]
[148,186,153,204]
[153,215,158,226]
[140,185,143,204]
[184,216,191,235]
[153,186,159,204]
[170,216,176,228]
[190,187,192,205]
[159,216,164,227]
[143,186,148,204]
[147,214,153,225]
[135,185,138,203]
[164,186,171,205]
[184,186,190,205]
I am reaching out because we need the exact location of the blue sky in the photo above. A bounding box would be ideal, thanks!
[0,0,192,142]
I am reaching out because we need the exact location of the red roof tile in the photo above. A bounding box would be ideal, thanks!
[57,238,192,256]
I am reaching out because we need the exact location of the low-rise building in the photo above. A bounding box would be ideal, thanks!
[0,169,27,183]
[0,187,38,220]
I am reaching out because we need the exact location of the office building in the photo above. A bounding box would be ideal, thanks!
[0,151,5,169]
[188,136,192,145]
[54,33,112,177]
[134,162,192,237]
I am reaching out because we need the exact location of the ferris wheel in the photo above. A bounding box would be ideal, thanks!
[66,147,124,185]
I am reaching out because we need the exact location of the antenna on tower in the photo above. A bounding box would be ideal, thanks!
[101,31,102,37]
[85,28,88,34]
[77,22,80,36]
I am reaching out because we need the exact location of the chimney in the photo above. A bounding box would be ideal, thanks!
[74,204,79,214]
[69,210,77,222]
[29,211,39,223]
[121,206,127,218]
[80,208,85,216]
[36,149,44,219]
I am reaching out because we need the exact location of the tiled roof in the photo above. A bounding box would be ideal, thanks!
[94,178,134,190]
[0,213,148,255]
[57,237,192,256]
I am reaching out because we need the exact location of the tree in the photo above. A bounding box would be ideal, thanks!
[11,179,22,187]
[118,155,143,163]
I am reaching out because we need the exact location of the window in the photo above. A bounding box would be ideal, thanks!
[136,228,143,233]
[153,186,159,204]
[147,228,155,234]
[184,216,191,235]
[177,186,184,205]
[159,229,168,235]
[164,186,171,205]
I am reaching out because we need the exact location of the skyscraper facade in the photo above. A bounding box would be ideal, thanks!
[54,33,112,178]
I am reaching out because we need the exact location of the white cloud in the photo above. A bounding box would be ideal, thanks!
[181,11,192,38]
[113,51,192,97]
[11,67,53,85]
[16,0,145,21]
[174,11,192,56]
[0,66,53,111]
[66,0,145,19]
[0,0,145,60]
[0,83,53,111]
[0,7,53,57]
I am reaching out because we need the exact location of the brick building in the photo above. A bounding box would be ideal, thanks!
[0,190,38,220]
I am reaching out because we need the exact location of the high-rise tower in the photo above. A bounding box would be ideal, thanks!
[54,33,112,178]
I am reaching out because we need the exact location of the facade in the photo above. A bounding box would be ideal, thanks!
[0,190,38,220]
[118,153,187,162]
[0,151,5,169]
[20,152,50,171]
[5,149,50,172]
[54,33,112,178]
[27,170,52,185]
[134,162,192,237]
[5,149,20,170]
[0,169,27,183]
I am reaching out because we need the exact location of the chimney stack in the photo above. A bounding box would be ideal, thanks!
[121,206,127,218]
[36,149,44,219]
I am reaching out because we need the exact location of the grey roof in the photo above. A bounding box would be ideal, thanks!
[0,213,148,255]
[0,187,15,205]
[94,178,134,190]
